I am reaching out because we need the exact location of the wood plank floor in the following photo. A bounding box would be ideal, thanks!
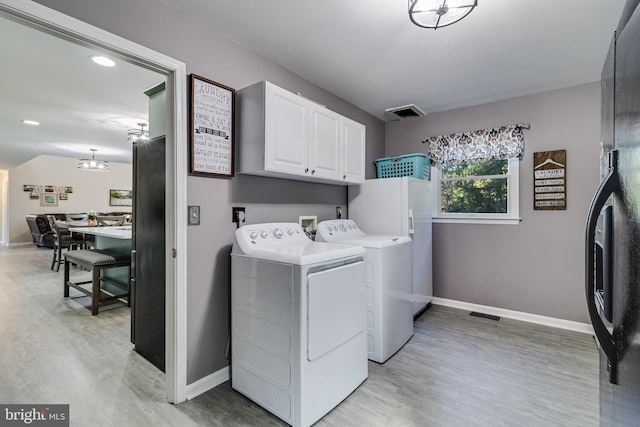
[0,245,599,426]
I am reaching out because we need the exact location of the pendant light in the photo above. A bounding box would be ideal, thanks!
[127,122,149,143]
[409,0,477,30]
[77,149,109,171]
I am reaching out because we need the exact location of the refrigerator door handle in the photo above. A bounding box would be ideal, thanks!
[585,150,619,384]
[408,209,415,235]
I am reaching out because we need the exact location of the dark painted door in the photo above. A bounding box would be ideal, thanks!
[131,136,166,372]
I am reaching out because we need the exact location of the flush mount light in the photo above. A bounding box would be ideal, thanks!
[22,119,40,126]
[409,0,477,29]
[77,149,109,171]
[91,55,116,67]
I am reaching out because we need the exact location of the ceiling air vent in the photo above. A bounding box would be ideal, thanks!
[384,104,426,121]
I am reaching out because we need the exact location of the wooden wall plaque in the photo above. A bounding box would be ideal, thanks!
[533,149,566,210]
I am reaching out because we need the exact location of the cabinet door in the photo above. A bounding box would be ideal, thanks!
[309,103,341,180]
[265,83,308,175]
[341,117,366,183]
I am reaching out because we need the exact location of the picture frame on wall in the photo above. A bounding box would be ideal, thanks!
[109,189,133,206]
[189,73,235,177]
[23,184,35,192]
[40,193,58,207]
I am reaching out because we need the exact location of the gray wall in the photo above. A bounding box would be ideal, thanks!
[33,0,385,384]
[386,82,601,323]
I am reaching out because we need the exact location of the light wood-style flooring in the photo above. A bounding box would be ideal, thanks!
[0,245,598,426]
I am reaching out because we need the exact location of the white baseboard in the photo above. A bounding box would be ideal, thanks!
[7,242,35,247]
[431,297,594,335]
[185,365,230,400]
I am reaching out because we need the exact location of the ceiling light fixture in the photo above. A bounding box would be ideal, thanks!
[22,119,40,126]
[408,0,477,29]
[91,55,116,67]
[127,122,149,143]
[77,149,109,171]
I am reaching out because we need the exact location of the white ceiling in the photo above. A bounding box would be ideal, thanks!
[157,0,624,118]
[0,14,164,170]
[0,0,626,170]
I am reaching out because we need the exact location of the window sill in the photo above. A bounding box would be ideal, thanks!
[432,216,521,225]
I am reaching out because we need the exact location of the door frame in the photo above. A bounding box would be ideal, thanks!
[0,0,189,403]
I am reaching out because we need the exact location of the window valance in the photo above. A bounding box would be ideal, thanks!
[423,123,529,166]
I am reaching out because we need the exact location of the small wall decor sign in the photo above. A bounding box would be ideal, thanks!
[533,149,566,210]
[189,73,235,177]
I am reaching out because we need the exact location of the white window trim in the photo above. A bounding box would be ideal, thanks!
[431,157,521,225]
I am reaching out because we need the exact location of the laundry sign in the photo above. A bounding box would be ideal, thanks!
[534,149,566,210]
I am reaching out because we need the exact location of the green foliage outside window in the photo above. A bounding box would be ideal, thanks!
[440,159,508,214]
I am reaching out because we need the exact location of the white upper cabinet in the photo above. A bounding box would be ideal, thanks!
[341,117,366,183]
[308,103,341,180]
[237,81,366,185]
[265,83,308,175]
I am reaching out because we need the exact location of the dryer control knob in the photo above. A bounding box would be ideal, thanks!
[274,228,284,239]
[340,223,348,231]
[287,228,294,236]
[249,231,258,239]
[260,230,269,239]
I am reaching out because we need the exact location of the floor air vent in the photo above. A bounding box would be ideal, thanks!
[469,312,501,321]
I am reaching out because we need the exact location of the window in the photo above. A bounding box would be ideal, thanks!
[432,157,520,224]
[425,123,526,225]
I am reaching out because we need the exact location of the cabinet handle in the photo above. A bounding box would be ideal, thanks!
[305,168,309,173]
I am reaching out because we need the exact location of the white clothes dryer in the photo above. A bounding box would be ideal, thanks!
[231,223,367,427]
[316,219,413,363]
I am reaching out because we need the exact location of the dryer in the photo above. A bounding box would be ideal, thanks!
[231,223,367,427]
[316,219,413,363]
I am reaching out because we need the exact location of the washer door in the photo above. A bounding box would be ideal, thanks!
[307,260,366,361]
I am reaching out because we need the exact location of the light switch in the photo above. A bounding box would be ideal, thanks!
[188,206,200,225]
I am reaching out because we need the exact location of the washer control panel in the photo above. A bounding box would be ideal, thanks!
[236,222,308,248]
[316,219,365,239]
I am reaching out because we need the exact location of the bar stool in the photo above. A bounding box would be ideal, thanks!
[63,249,131,315]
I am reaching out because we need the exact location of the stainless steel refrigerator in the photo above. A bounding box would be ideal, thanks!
[348,177,433,316]
[586,2,640,424]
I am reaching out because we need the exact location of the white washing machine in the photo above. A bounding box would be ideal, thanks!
[316,219,413,363]
[231,223,367,427]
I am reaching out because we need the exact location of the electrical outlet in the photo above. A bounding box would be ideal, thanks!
[232,207,246,225]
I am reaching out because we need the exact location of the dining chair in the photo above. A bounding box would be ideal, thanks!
[66,213,88,221]
[49,221,82,272]
[96,215,125,226]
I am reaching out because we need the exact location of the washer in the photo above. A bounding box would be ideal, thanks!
[231,223,367,427]
[316,219,413,363]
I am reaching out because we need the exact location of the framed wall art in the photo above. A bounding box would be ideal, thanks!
[189,74,235,177]
[109,189,133,206]
[40,193,58,207]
